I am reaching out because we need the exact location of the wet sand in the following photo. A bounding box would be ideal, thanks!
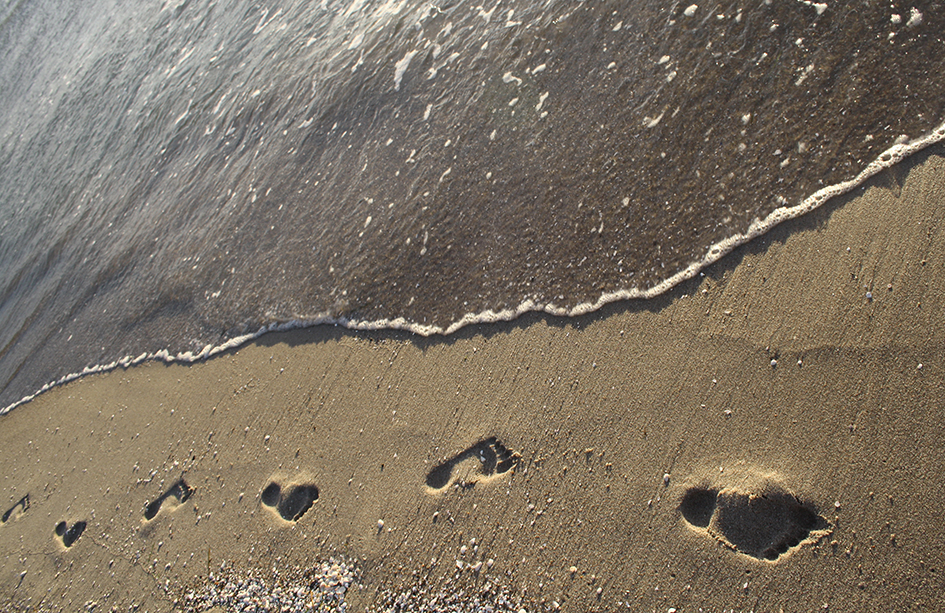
[1,145,944,611]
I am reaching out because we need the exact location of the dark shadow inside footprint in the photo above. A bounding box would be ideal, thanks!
[714,489,828,560]
[144,478,194,520]
[426,437,519,490]
[679,487,717,528]
[281,485,319,521]
[2,494,29,523]
[55,520,86,547]
[681,483,829,561]
[426,463,454,491]
[261,482,319,522]
[261,482,281,507]
[757,497,825,560]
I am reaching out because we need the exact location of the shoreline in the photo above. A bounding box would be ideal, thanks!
[4,125,944,418]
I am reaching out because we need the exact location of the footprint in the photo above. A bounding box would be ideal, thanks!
[426,437,520,491]
[144,478,194,520]
[2,494,29,524]
[54,520,87,548]
[261,481,319,522]
[680,482,830,561]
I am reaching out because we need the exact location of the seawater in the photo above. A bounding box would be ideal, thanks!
[1,0,944,414]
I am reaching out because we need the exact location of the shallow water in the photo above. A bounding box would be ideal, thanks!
[1,0,944,413]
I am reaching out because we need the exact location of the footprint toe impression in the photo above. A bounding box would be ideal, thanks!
[261,482,319,522]
[426,437,520,491]
[54,520,87,548]
[680,481,829,561]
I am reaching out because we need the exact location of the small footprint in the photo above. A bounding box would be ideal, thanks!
[426,437,519,491]
[261,481,319,522]
[2,494,29,524]
[54,520,86,548]
[144,478,194,520]
[680,482,830,561]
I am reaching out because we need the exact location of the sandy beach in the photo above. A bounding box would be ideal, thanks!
[2,143,944,611]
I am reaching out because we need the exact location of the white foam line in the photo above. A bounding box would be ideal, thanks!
[3,122,944,417]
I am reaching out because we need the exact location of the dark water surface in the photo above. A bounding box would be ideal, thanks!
[1,0,944,412]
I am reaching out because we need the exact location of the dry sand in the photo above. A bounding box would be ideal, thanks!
[1,144,944,612]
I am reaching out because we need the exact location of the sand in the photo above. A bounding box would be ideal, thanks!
[1,144,944,612]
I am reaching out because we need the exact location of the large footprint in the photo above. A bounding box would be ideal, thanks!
[426,437,519,492]
[679,479,830,561]
[261,481,319,522]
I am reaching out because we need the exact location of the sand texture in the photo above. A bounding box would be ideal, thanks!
[1,146,944,611]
